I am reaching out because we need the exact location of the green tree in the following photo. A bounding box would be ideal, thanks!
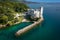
[0,15,8,24]
[0,0,29,25]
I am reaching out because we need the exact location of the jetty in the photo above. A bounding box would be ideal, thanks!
[15,7,44,36]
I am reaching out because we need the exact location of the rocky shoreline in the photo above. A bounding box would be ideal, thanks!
[0,21,20,29]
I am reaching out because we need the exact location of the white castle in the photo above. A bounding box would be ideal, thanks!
[25,7,43,19]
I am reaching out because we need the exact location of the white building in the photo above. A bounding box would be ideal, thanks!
[34,9,41,18]
[25,9,41,19]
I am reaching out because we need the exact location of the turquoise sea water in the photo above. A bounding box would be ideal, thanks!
[0,3,60,40]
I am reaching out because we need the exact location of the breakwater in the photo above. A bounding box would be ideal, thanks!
[15,17,43,36]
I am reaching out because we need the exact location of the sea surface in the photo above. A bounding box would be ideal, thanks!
[0,3,60,40]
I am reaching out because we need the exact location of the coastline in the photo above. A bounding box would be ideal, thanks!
[15,17,44,36]
[15,6,44,36]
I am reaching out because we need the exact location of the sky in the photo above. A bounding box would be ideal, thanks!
[26,0,60,2]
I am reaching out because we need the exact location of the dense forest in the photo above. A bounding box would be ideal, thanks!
[0,0,29,26]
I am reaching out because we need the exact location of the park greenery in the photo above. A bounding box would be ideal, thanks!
[0,0,29,26]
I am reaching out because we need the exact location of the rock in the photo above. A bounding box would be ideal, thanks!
[0,24,6,28]
[0,24,3,28]
[22,19,30,22]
